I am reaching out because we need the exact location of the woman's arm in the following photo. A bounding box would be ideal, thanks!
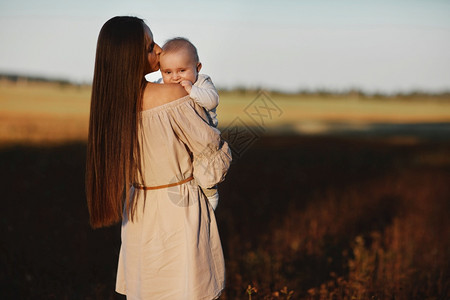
[170,101,232,188]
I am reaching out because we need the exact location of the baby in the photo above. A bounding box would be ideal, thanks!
[158,37,220,210]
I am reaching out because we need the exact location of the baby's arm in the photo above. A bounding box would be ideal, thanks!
[181,75,219,111]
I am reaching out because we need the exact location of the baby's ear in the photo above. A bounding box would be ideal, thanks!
[197,62,202,73]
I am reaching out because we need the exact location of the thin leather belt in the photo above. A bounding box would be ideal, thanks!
[133,175,194,190]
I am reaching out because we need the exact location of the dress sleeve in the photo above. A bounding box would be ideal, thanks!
[171,100,232,188]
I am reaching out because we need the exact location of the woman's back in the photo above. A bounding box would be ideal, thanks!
[116,85,232,299]
[139,94,198,187]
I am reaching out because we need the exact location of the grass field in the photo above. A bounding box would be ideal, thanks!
[1,81,450,144]
[1,81,449,299]
[0,81,90,144]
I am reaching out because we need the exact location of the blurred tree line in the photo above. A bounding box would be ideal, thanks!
[1,72,449,100]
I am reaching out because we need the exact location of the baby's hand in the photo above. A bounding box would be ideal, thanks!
[180,80,193,94]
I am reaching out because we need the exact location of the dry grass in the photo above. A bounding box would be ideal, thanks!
[1,81,449,299]
[216,137,450,299]
[0,112,88,145]
[218,90,450,129]
[0,135,449,299]
[2,82,450,144]
[0,81,89,145]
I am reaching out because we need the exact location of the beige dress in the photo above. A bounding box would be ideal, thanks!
[115,96,232,300]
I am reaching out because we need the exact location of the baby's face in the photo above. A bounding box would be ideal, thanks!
[160,50,199,84]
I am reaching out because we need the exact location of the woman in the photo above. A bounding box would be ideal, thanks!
[86,16,231,299]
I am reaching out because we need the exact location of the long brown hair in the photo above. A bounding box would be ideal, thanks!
[86,16,149,228]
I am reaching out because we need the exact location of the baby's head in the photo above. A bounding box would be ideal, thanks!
[160,37,202,84]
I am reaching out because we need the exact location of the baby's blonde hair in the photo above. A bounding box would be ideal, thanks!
[162,37,199,64]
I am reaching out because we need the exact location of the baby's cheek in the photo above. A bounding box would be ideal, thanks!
[187,73,197,83]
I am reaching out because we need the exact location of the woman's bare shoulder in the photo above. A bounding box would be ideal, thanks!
[143,83,188,110]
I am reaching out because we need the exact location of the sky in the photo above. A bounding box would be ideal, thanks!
[0,0,449,93]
